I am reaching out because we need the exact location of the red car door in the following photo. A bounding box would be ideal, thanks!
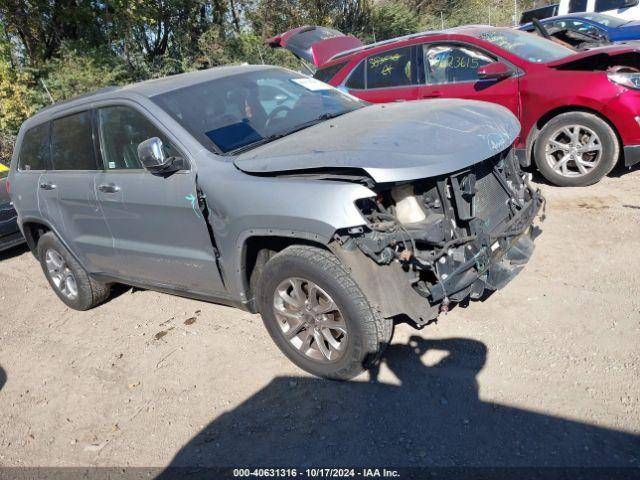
[416,42,520,118]
[343,45,420,102]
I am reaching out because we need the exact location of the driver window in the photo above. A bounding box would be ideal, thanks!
[423,44,494,85]
[569,20,604,35]
[595,0,631,11]
[97,106,172,170]
[548,20,565,29]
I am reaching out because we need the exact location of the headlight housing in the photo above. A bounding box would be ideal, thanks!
[608,72,640,90]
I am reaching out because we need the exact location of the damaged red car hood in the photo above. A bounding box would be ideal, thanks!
[546,44,640,67]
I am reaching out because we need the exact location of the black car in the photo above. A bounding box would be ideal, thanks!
[0,169,24,251]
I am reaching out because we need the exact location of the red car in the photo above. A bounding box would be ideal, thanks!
[268,25,640,186]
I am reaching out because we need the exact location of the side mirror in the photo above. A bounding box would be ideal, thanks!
[137,137,183,174]
[477,62,513,81]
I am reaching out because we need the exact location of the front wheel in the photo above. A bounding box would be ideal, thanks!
[258,245,393,380]
[534,112,619,187]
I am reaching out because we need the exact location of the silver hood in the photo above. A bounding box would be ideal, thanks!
[234,99,520,184]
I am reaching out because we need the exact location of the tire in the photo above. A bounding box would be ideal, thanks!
[534,112,619,187]
[258,245,393,380]
[37,232,110,310]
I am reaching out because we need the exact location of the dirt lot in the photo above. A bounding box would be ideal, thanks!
[0,170,639,469]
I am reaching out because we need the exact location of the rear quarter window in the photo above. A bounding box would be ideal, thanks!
[345,61,365,89]
[18,123,50,171]
[313,61,347,83]
[51,111,99,170]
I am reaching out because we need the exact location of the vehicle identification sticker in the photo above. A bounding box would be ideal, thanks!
[108,161,116,169]
[291,78,331,91]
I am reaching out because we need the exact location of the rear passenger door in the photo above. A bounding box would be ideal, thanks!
[94,104,225,295]
[343,46,419,102]
[44,110,114,272]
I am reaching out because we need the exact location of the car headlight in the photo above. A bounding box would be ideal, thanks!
[608,72,640,90]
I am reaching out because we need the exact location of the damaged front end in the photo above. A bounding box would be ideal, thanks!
[332,147,544,326]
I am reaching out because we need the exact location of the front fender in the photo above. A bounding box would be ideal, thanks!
[194,158,375,301]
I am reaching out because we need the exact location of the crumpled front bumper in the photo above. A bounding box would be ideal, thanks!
[334,191,543,326]
[429,193,543,304]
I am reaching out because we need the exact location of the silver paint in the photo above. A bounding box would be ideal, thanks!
[9,65,522,309]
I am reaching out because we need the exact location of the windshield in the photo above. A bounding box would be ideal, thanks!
[152,68,364,154]
[581,13,629,27]
[476,29,574,63]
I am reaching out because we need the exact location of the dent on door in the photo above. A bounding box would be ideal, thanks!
[95,170,225,295]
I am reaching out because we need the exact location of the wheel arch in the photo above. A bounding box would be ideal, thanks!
[20,219,52,256]
[525,106,622,166]
[238,232,332,314]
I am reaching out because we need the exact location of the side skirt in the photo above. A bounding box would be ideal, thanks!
[91,273,250,312]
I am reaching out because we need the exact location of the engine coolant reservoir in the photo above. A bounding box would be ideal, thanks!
[391,185,426,224]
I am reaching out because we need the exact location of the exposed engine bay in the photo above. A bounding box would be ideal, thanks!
[332,147,544,326]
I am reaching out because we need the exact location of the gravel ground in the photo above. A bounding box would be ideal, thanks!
[0,170,638,468]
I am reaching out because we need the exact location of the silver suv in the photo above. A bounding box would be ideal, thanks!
[9,65,543,379]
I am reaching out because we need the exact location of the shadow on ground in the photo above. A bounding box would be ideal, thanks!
[0,365,6,392]
[0,243,29,261]
[161,336,639,468]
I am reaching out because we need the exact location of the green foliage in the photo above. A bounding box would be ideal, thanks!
[365,2,421,43]
[40,46,131,102]
[0,0,538,160]
[0,52,42,137]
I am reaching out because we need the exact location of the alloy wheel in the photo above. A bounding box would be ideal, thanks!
[273,277,348,363]
[544,124,602,178]
[45,249,78,300]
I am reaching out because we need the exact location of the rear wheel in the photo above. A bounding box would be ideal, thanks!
[37,232,110,310]
[258,245,393,380]
[534,112,619,187]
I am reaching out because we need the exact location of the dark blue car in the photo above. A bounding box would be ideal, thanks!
[520,12,640,44]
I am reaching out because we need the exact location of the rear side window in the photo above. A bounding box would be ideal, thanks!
[345,61,365,89]
[97,106,170,170]
[568,0,588,13]
[313,62,347,83]
[366,47,414,89]
[19,123,49,171]
[595,0,630,11]
[51,111,98,170]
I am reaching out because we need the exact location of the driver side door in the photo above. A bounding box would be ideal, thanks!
[94,104,225,296]
[416,43,520,118]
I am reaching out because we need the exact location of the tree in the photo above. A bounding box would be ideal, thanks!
[0,0,104,64]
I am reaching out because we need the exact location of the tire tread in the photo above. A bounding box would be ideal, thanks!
[37,232,110,311]
[260,245,393,380]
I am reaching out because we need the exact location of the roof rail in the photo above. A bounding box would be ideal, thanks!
[36,86,120,114]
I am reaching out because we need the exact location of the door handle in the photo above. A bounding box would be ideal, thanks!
[98,183,121,193]
[421,91,441,98]
[38,182,56,190]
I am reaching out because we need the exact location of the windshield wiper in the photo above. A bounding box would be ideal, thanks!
[229,110,352,155]
[227,133,287,155]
